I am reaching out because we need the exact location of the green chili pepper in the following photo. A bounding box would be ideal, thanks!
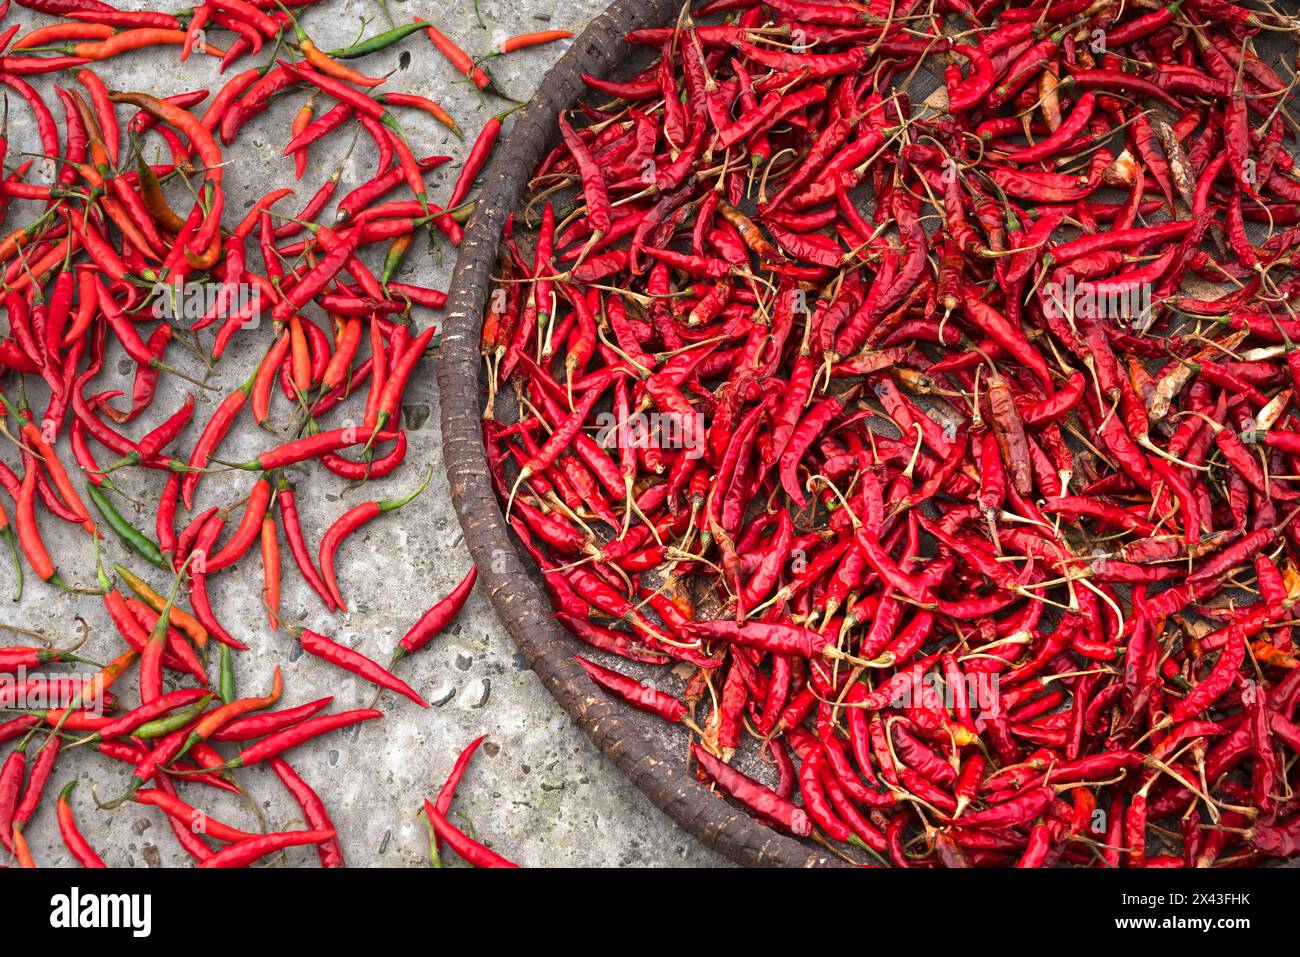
[86,484,166,569]
[133,695,214,739]
[326,21,427,59]
[219,645,236,706]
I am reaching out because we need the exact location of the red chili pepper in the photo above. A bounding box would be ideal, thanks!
[210,696,333,742]
[286,621,426,708]
[947,44,995,113]
[446,106,516,213]
[56,781,105,867]
[575,655,689,724]
[269,758,343,867]
[422,799,518,868]
[316,465,430,610]
[389,565,476,665]
[0,742,27,852]
[692,743,811,837]
[202,476,273,572]
[199,709,383,773]
[200,829,337,867]
[13,735,59,827]
[134,788,257,844]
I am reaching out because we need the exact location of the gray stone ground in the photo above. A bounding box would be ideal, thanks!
[4,0,727,867]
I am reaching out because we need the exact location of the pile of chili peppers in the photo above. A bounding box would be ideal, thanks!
[484,0,1300,866]
[0,0,582,867]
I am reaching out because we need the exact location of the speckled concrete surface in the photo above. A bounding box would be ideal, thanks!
[3,0,727,867]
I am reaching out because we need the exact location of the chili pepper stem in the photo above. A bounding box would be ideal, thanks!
[47,574,102,596]
[152,360,219,392]
[504,467,530,523]
[376,464,433,512]
[92,776,142,811]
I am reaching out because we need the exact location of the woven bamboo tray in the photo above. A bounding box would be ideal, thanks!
[437,0,839,867]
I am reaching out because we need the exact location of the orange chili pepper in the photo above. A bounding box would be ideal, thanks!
[290,94,315,179]
[74,28,228,61]
[299,39,384,87]
[484,29,572,57]
[11,823,34,867]
[115,563,209,650]
[261,513,280,629]
[415,17,490,89]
